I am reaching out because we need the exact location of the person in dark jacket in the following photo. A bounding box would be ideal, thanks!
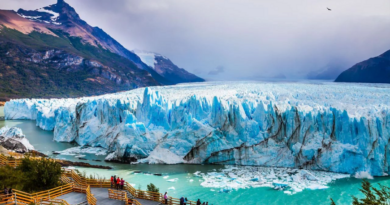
[3,187,7,195]
[8,188,12,194]
[180,197,184,205]
[197,199,201,205]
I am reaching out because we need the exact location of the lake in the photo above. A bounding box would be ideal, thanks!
[0,118,388,205]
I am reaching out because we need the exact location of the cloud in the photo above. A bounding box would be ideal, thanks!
[2,0,390,81]
[208,66,225,75]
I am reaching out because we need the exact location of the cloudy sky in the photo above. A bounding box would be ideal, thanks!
[2,0,390,80]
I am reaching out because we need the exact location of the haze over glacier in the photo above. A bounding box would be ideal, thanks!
[5,82,390,176]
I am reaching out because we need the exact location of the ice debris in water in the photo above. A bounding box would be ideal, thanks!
[167,178,179,182]
[197,166,349,194]
[354,171,374,179]
[57,146,107,156]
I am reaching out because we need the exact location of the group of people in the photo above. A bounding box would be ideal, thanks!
[195,199,209,205]
[163,192,209,205]
[3,187,12,195]
[110,175,125,190]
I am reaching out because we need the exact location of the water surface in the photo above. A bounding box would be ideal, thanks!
[1,120,389,205]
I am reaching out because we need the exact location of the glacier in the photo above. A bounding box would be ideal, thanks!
[4,82,390,176]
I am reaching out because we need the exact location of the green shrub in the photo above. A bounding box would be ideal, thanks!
[331,180,390,205]
[147,183,159,193]
[18,156,63,192]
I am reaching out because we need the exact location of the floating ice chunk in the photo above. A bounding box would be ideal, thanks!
[168,187,175,190]
[163,176,169,179]
[167,178,178,182]
[189,179,194,182]
[0,126,34,151]
[58,146,108,156]
[354,171,374,179]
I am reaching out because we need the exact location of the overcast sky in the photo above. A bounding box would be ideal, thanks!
[1,0,390,80]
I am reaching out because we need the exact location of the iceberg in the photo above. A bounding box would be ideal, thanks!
[4,82,390,176]
[0,126,34,152]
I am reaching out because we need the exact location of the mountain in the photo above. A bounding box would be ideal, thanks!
[335,50,390,83]
[0,0,203,100]
[134,51,205,84]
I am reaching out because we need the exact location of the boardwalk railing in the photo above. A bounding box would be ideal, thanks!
[86,185,97,205]
[0,154,205,205]
[84,177,197,205]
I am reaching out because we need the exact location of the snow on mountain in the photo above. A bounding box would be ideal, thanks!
[5,81,390,176]
[133,50,204,84]
[133,51,160,68]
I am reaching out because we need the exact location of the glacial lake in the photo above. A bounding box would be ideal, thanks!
[1,119,390,205]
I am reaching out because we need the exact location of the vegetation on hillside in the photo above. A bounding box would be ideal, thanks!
[0,27,156,100]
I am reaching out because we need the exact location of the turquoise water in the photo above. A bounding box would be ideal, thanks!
[1,120,390,205]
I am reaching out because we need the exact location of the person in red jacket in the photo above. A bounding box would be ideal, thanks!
[110,176,114,188]
[116,177,121,190]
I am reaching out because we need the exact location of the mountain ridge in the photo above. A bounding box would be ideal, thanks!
[335,50,390,83]
[0,0,203,100]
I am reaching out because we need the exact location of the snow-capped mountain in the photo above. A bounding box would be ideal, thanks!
[0,0,203,99]
[134,51,205,84]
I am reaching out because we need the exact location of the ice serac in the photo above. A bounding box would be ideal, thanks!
[4,82,390,176]
[0,126,34,152]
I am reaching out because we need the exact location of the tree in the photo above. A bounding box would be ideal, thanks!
[350,180,390,205]
[147,183,159,193]
[18,156,63,192]
[0,165,25,190]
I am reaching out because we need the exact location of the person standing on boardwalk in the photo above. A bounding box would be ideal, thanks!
[110,176,114,188]
[3,187,7,195]
[120,178,125,190]
[113,175,117,188]
[184,197,188,205]
[196,199,201,205]
[164,192,168,204]
[116,177,121,190]
[180,196,184,205]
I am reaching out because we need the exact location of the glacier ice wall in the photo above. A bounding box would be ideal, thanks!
[4,82,390,176]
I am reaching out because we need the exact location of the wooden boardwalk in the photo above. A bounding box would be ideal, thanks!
[56,188,161,205]
[56,192,86,204]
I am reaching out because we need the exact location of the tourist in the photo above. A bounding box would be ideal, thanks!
[164,192,168,204]
[205,202,208,205]
[180,196,184,205]
[116,177,121,190]
[120,178,125,190]
[113,175,117,187]
[184,197,188,205]
[196,199,201,205]
[202,202,205,205]
[111,176,114,188]
[3,187,7,195]
[8,188,12,194]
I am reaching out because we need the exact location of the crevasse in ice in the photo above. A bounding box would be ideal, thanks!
[4,82,390,176]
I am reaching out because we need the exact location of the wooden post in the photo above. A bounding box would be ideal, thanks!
[14,193,17,204]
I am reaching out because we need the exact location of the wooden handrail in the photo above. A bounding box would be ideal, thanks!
[0,155,207,205]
